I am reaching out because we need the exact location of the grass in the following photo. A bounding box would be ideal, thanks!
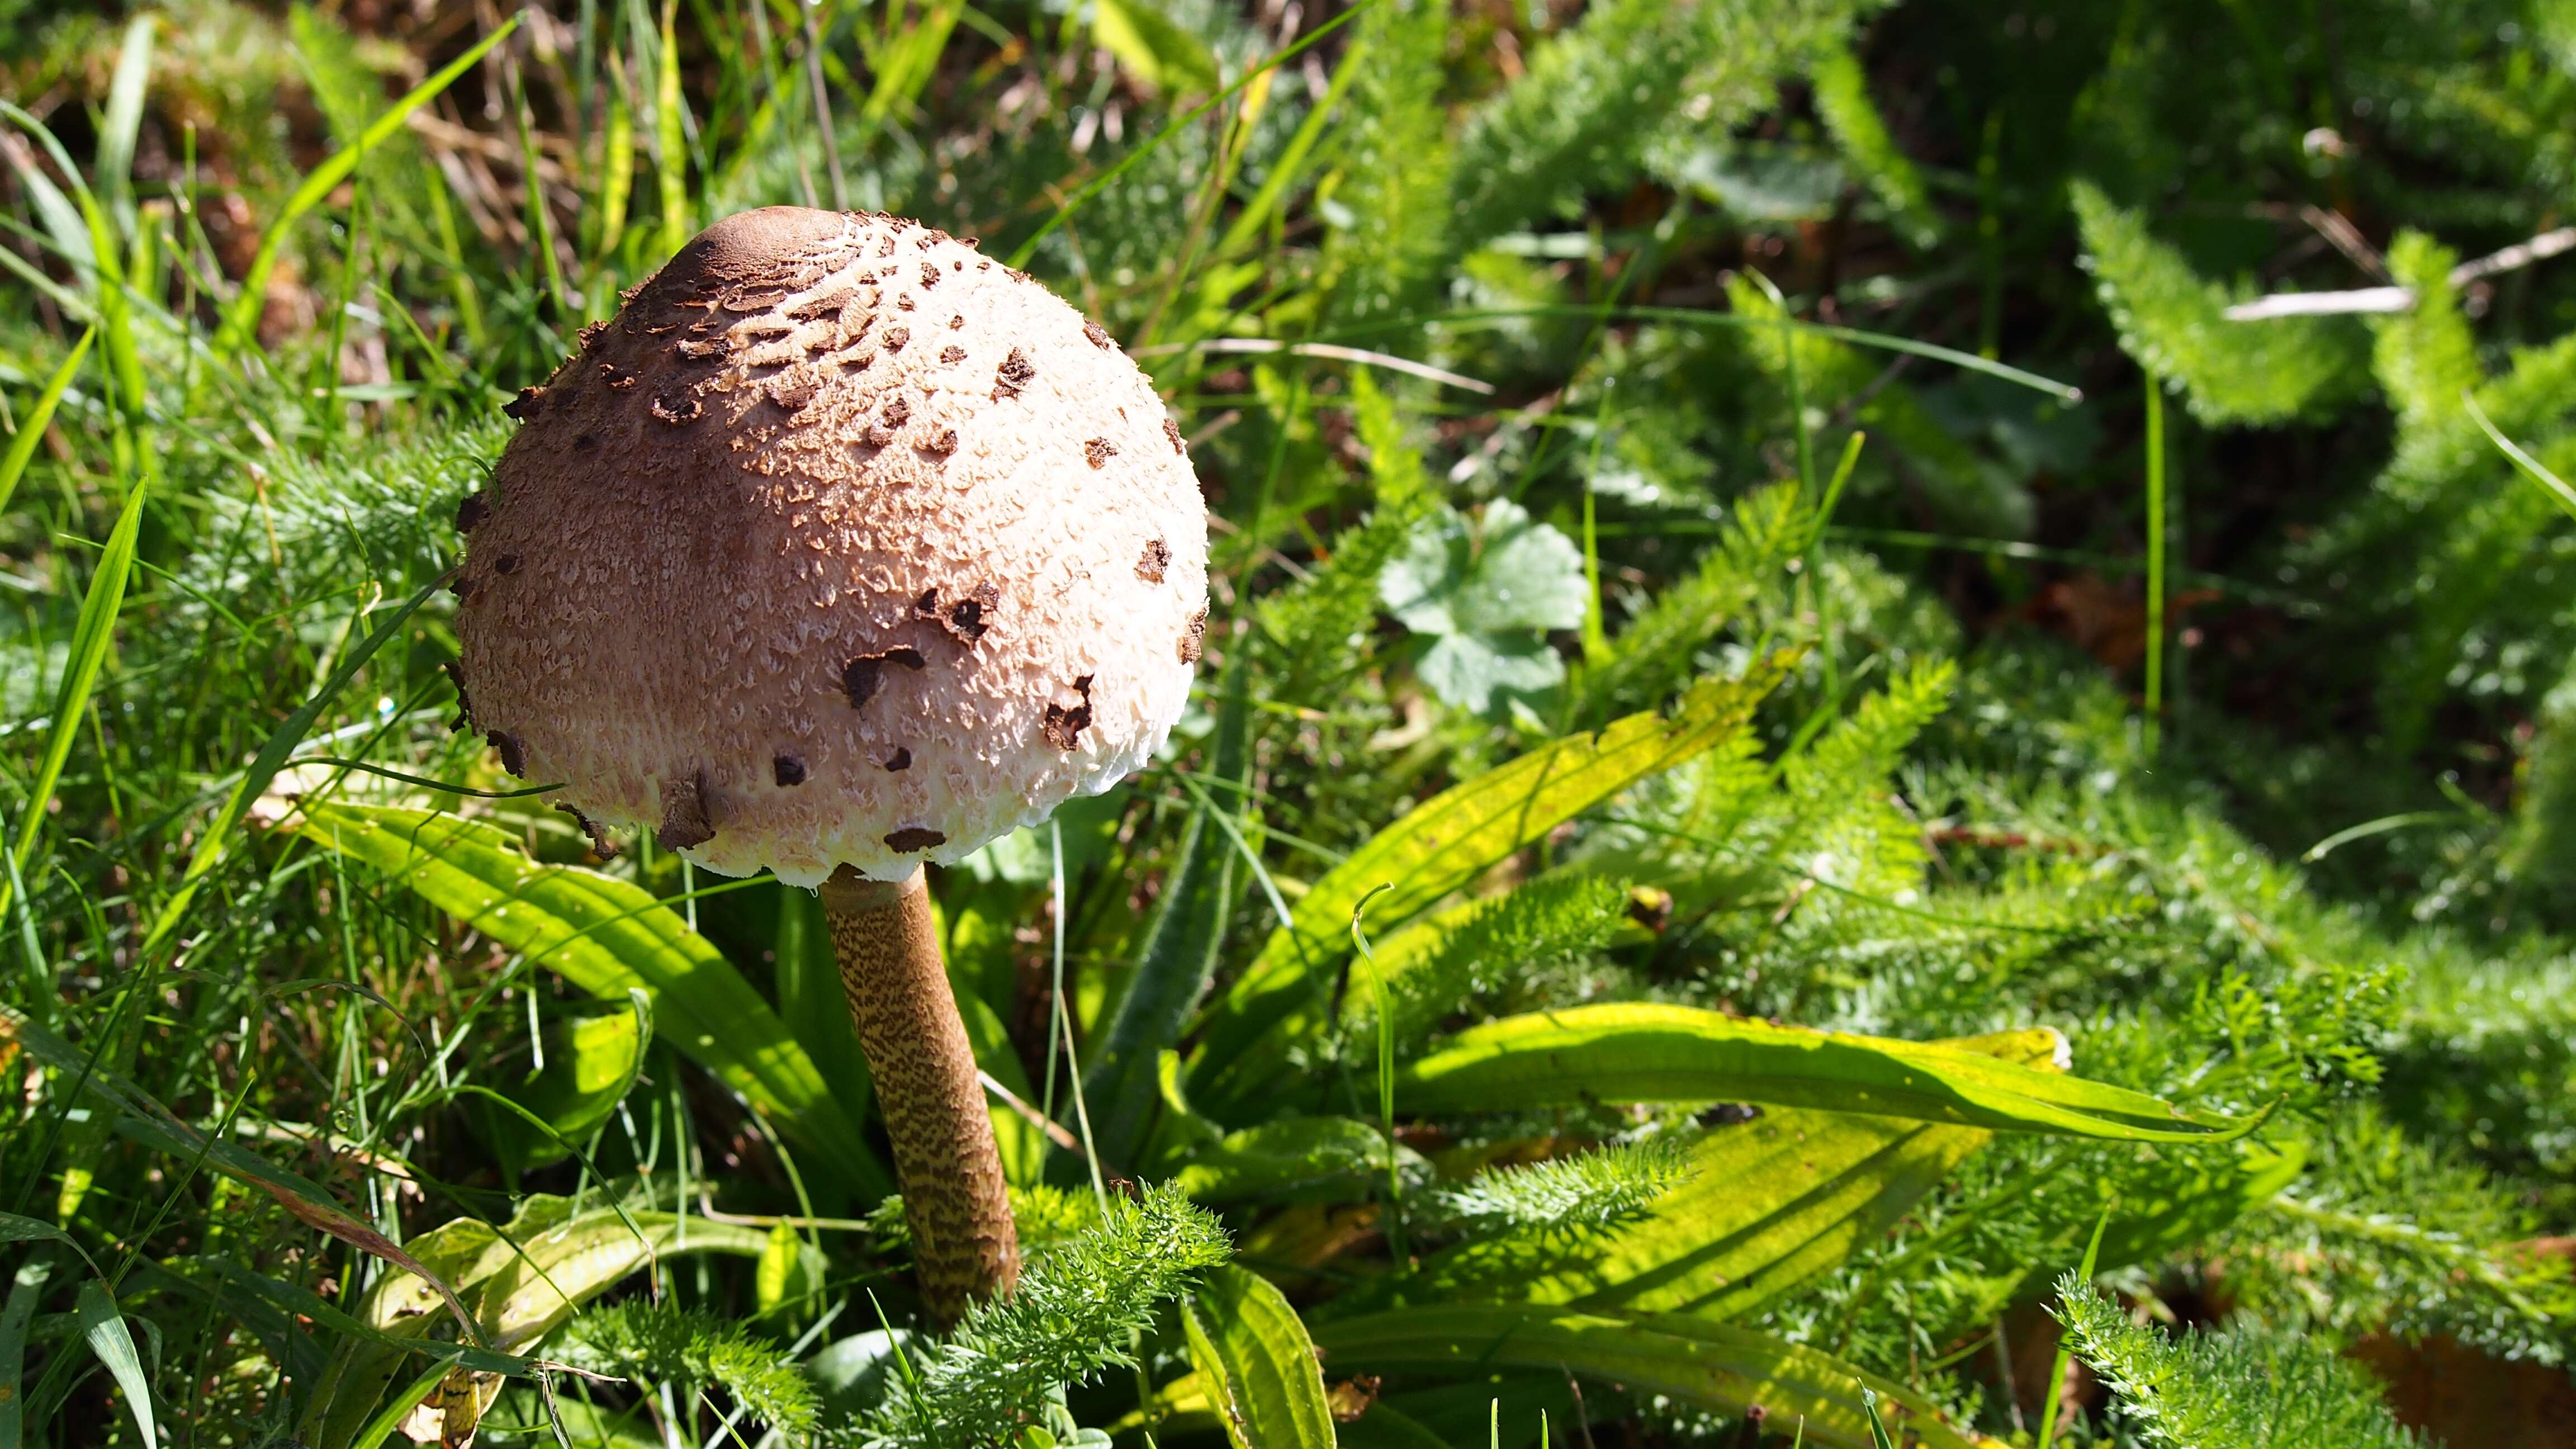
[3,1,2576,1447]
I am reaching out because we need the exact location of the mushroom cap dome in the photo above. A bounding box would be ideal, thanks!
[453,207,1210,887]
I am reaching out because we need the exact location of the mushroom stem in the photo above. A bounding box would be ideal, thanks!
[820,864,1021,1323]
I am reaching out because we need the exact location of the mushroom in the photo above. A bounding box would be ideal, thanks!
[450,207,1208,1323]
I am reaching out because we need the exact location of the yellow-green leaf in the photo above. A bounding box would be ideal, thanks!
[1393,1003,2250,1142]
[1182,1266,1338,1449]
[1093,0,1220,96]
[1311,1305,1995,1449]
[1193,664,1786,1111]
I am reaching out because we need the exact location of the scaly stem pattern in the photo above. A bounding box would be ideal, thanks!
[820,866,1020,1324]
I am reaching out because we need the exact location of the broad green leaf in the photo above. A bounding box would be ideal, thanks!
[1382,499,1592,712]
[75,1280,155,1449]
[1093,0,1221,96]
[486,996,651,1173]
[1171,1117,1408,1204]
[1344,1109,1983,1320]
[217,15,520,353]
[1310,1305,1992,1449]
[1182,1266,1339,1449]
[0,1213,73,1249]
[282,802,887,1196]
[300,1191,768,1449]
[1393,1003,2251,1142]
[1340,1034,2062,1322]
[1333,1399,1451,1449]
[1194,664,1784,1112]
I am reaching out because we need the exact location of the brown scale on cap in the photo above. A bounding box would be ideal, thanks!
[577,320,611,349]
[557,802,619,858]
[456,492,491,533]
[454,206,1209,887]
[774,752,809,787]
[1163,418,1186,455]
[503,387,544,421]
[1179,608,1208,664]
[920,262,942,288]
[1137,539,1171,582]
[844,646,926,709]
[489,729,528,778]
[1085,438,1117,468]
[884,826,946,853]
[658,772,716,850]
[493,554,522,576]
[1041,675,1095,750]
[994,347,1036,400]
[939,583,999,644]
[940,345,968,364]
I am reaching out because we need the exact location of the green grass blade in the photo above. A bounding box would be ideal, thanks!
[138,577,443,957]
[5,472,148,906]
[283,802,887,1197]
[216,15,521,354]
[92,16,156,231]
[0,1258,51,1449]
[74,1280,157,1449]
[0,328,96,519]
[0,1006,500,1350]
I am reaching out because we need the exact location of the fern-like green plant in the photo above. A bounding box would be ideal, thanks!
[2051,1275,2430,1449]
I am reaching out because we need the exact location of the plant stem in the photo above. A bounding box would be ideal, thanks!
[2144,377,2166,756]
[820,865,1019,1324]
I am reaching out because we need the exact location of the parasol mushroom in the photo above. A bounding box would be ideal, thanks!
[450,206,1209,1323]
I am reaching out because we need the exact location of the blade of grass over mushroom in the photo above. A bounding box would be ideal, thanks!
[1310,1305,1986,1449]
[281,801,887,1197]
[1190,664,1786,1112]
[1389,1003,2250,1141]
[213,13,520,356]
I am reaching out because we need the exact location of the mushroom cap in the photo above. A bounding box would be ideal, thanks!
[453,207,1210,887]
